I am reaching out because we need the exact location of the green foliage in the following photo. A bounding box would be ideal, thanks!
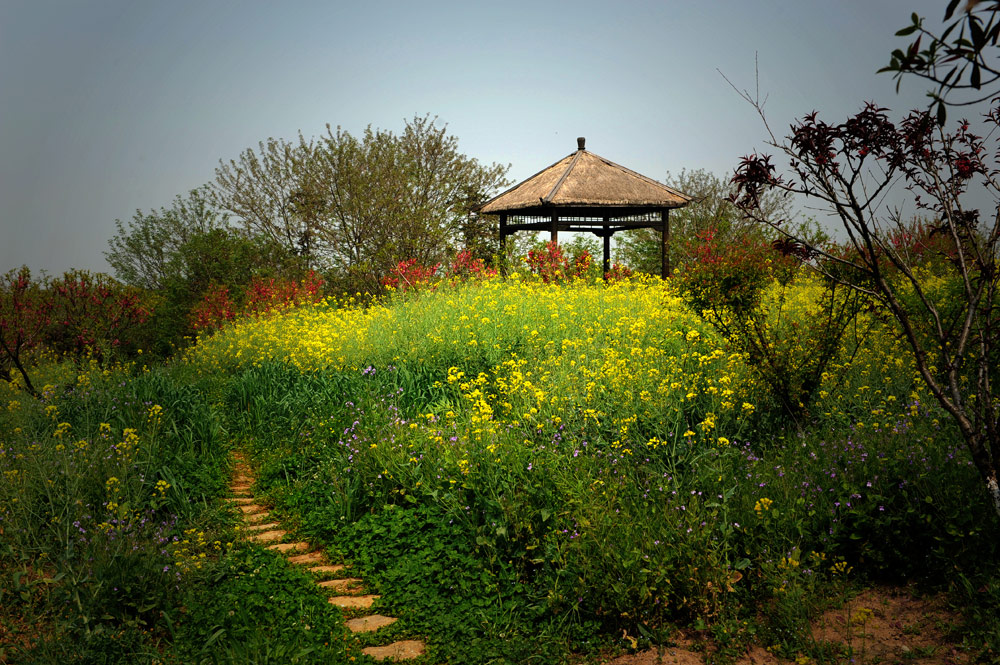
[105,187,311,356]
[147,228,306,355]
[675,233,866,427]
[615,169,807,275]
[173,545,356,664]
[105,187,228,292]
[213,114,511,294]
[0,365,230,663]
[881,1,1000,122]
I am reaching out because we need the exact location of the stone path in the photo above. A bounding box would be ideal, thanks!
[228,453,426,662]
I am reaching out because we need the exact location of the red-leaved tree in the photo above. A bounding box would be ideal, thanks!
[0,267,52,397]
[47,270,150,365]
[730,94,1000,514]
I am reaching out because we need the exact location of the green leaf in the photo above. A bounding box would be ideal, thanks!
[945,0,961,21]
[970,16,986,50]
[896,25,918,36]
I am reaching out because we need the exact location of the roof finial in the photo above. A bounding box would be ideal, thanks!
[577,136,586,151]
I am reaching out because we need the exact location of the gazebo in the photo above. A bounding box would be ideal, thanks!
[475,137,691,279]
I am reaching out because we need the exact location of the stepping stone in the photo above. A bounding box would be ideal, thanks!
[268,541,310,554]
[226,497,255,505]
[309,564,346,575]
[231,483,252,491]
[361,640,425,661]
[329,594,379,609]
[345,614,397,633]
[244,522,282,532]
[288,552,326,565]
[238,504,266,515]
[245,511,272,524]
[317,578,363,592]
[233,475,252,484]
[248,529,287,543]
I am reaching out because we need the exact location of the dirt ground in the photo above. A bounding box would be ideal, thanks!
[602,586,972,665]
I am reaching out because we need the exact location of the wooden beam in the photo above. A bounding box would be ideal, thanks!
[551,213,559,245]
[506,221,661,232]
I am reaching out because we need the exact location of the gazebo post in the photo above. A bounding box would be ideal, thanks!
[602,216,611,281]
[550,213,559,245]
[661,208,670,279]
[499,214,508,276]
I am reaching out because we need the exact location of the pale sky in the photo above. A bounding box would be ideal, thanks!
[1,0,947,276]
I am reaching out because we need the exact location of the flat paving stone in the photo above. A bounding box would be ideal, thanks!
[361,640,425,661]
[287,552,325,565]
[248,529,287,543]
[244,511,272,524]
[317,578,363,592]
[268,541,310,554]
[345,614,397,633]
[226,497,255,505]
[328,594,378,609]
[244,522,282,532]
[309,564,346,575]
[238,504,266,515]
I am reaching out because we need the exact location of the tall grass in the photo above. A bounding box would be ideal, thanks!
[0,364,230,662]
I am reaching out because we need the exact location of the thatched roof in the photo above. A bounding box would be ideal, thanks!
[477,138,691,215]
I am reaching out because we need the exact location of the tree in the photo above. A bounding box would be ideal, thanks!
[107,186,307,353]
[147,227,306,352]
[674,229,865,427]
[47,270,150,365]
[1,269,151,395]
[728,5,1000,515]
[105,187,227,290]
[881,1,1000,123]
[213,136,324,268]
[615,169,799,274]
[0,267,52,397]
[213,115,509,293]
[309,115,509,292]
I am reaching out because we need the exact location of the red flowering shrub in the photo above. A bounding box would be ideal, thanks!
[244,271,325,317]
[676,229,795,315]
[189,284,236,333]
[382,259,441,294]
[604,263,634,282]
[444,249,498,282]
[2,268,150,395]
[526,242,593,283]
